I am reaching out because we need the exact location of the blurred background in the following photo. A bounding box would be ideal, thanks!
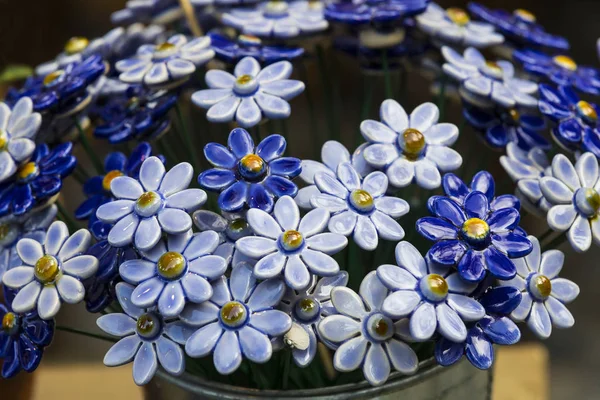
[0,0,599,399]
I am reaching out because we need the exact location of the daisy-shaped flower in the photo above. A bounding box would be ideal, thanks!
[120,230,227,318]
[209,32,304,64]
[111,0,183,26]
[116,34,214,90]
[2,221,98,320]
[236,196,347,290]
[325,0,428,25]
[417,183,532,283]
[0,98,42,184]
[98,282,190,386]
[467,4,569,50]
[416,3,503,48]
[0,287,55,378]
[513,50,600,96]
[500,236,579,339]
[540,153,600,252]
[0,205,56,282]
[311,162,408,250]
[0,143,76,218]
[318,272,419,386]
[538,85,600,157]
[360,100,461,189]
[183,263,291,374]
[279,272,348,366]
[222,1,328,38]
[377,242,484,342]
[96,156,206,251]
[442,46,538,109]
[435,285,522,370]
[198,128,301,213]
[191,57,305,128]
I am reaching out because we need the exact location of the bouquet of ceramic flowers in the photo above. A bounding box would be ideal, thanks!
[0,0,591,392]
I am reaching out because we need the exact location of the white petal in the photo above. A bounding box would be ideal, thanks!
[38,286,61,320]
[56,275,85,304]
[246,208,283,239]
[409,302,436,340]
[409,102,439,132]
[353,216,378,251]
[318,314,360,342]
[274,195,300,231]
[330,287,367,319]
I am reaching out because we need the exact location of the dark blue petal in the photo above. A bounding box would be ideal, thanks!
[90,220,112,241]
[556,118,583,147]
[75,195,105,219]
[491,232,532,258]
[538,100,572,122]
[512,127,551,151]
[83,176,104,196]
[42,143,73,164]
[462,106,494,130]
[12,185,35,216]
[487,208,520,232]
[257,134,286,162]
[519,115,546,131]
[204,143,237,169]
[428,240,467,266]
[480,316,521,345]
[581,127,600,159]
[442,173,469,203]
[198,169,236,191]
[465,326,494,370]
[434,337,464,367]
[1,340,20,378]
[483,246,517,280]
[0,333,11,357]
[104,151,127,172]
[416,217,458,241]
[426,195,444,214]
[18,334,43,373]
[126,142,153,177]
[228,128,254,159]
[538,84,568,107]
[464,191,489,220]
[432,197,466,227]
[485,124,508,148]
[218,181,248,212]
[269,157,302,178]
[263,175,298,198]
[458,249,487,282]
[491,195,520,211]
[559,84,582,105]
[479,286,522,315]
[30,175,62,199]
[42,155,77,178]
[247,183,275,213]
[470,171,494,203]
[23,316,54,347]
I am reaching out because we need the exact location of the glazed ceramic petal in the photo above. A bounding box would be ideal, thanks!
[333,336,367,372]
[318,315,360,342]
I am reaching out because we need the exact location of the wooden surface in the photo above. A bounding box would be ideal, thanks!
[1,344,548,400]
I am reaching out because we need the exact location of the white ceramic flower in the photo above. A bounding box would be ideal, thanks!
[311,162,409,250]
[236,196,347,290]
[360,100,461,189]
[0,98,42,184]
[96,156,207,251]
[2,221,98,320]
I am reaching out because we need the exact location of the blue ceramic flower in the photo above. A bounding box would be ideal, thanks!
[116,34,214,89]
[442,46,538,109]
[462,103,548,150]
[540,153,600,253]
[416,3,503,48]
[183,263,291,374]
[0,143,77,218]
[98,282,191,386]
[209,32,304,64]
[279,272,348,366]
[198,128,301,213]
[0,205,56,283]
[435,285,522,370]
[311,162,409,250]
[513,50,600,96]
[360,100,462,189]
[318,272,419,386]
[500,236,579,339]
[538,85,600,156]
[111,0,183,26]
[192,57,305,128]
[0,287,54,378]
[377,241,485,342]
[236,196,347,290]
[120,230,227,318]
[467,3,569,50]
[96,156,206,251]
[325,0,428,25]
[417,176,532,283]
[2,221,98,320]
[0,98,42,184]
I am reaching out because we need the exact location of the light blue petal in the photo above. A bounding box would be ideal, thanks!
[115,282,144,319]
[250,309,292,336]
[55,275,85,304]
[181,273,212,303]
[185,321,223,357]
[333,336,367,371]
[183,231,220,260]
[133,342,158,385]
[110,177,144,200]
[191,89,233,108]
[103,335,142,366]
[239,326,272,363]
[385,339,418,374]
[61,255,98,280]
[205,70,235,89]
[363,343,391,386]
[158,208,192,234]
[527,301,552,339]
[261,80,305,100]
[234,57,261,78]
[236,97,262,128]
[544,297,574,328]
[96,200,134,223]
[131,277,164,308]
[213,330,242,374]
[180,302,220,327]
[207,96,241,123]
[256,61,292,84]
[97,313,137,337]
[158,282,186,317]
[318,315,360,342]
[44,222,69,257]
[156,336,185,375]
[253,92,290,119]
[247,278,286,311]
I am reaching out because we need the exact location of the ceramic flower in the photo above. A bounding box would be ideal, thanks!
[279,272,348,366]
[325,0,428,25]
[417,179,532,283]
[198,128,301,213]
[435,285,522,370]
[111,0,183,26]
[183,263,291,374]
[222,1,328,38]
[415,3,503,48]
[0,98,41,184]
[209,32,304,64]
[377,241,485,342]
[442,46,538,109]
[116,34,214,89]
[0,287,55,378]
[538,85,600,157]
[236,196,347,290]
[513,50,600,96]
[97,156,206,251]
[360,100,462,189]
[318,272,419,386]
[120,230,227,317]
[540,153,600,252]
[0,143,77,218]
[2,221,98,320]
[0,205,56,283]
[311,162,409,250]
[192,57,304,128]
[467,3,569,50]
[98,282,191,386]
[500,236,579,339]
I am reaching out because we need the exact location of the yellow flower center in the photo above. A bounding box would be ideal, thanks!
[585,188,600,212]
[2,312,17,334]
[136,313,160,339]
[220,301,247,327]
[446,8,470,26]
[427,274,449,296]
[43,70,64,86]
[229,219,249,232]
[34,255,59,284]
[485,60,503,74]
[102,170,123,192]
[553,55,577,71]
[300,298,316,313]
[514,8,536,23]
[16,162,38,181]
[157,252,186,280]
[533,275,552,299]
[281,230,304,251]
[0,224,9,241]
[508,109,520,123]
[576,101,598,123]
[349,189,374,213]
[462,218,490,240]
[236,74,253,85]
[64,37,90,55]
[156,42,176,52]
[402,128,426,159]
[0,130,7,151]
[239,154,265,175]
[137,191,159,208]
